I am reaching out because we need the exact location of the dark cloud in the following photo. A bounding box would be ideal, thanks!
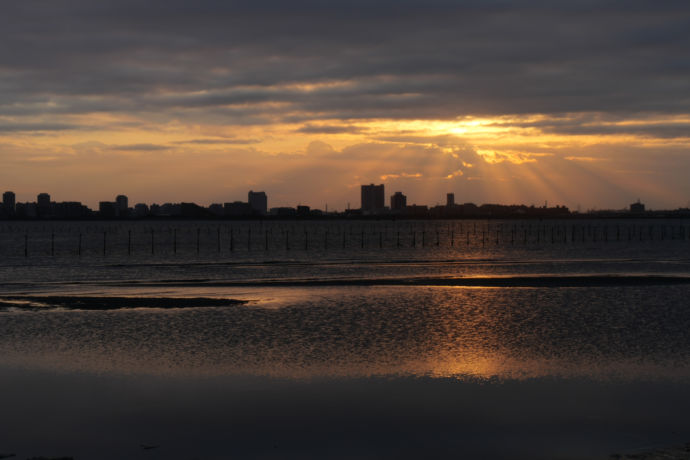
[173,139,261,145]
[297,124,367,134]
[491,114,690,139]
[110,143,168,151]
[1,0,689,124]
[0,122,84,132]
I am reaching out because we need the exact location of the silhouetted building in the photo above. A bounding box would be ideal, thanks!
[391,192,407,211]
[15,202,37,218]
[116,195,128,216]
[361,184,385,214]
[248,190,267,215]
[159,203,182,217]
[270,207,297,217]
[630,200,645,213]
[134,203,149,217]
[208,203,224,217]
[224,201,252,217]
[180,202,212,218]
[37,193,51,218]
[404,204,429,217]
[37,193,50,206]
[99,201,117,218]
[446,193,455,207]
[296,205,310,217]
[53,202,90,219]
[2,191,15,216]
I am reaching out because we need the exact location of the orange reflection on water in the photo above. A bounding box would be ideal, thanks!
[2,284,690,382]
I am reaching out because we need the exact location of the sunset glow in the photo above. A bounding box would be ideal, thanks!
[2,2,689,210]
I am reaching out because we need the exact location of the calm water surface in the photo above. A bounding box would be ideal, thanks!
[1,219,690,459]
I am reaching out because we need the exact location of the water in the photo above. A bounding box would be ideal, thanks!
[1,219,690,459]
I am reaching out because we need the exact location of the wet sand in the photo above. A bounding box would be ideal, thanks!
[0,296,246,310]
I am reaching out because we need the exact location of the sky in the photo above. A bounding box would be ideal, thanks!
[1,0,690,211]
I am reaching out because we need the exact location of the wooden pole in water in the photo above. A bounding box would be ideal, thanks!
[151,229,154,255]
[174,228,177,254]
[24,232,28,257]
[304,230,308,250]
[248,227,251,251]
[218,227,221,253]
[51,232,55,256]
[197,228,200,254]
[379,231,383,249]
[361,230,365,249]
[128,230,131,256]
[286,230,290,250]
[265,230,269,251]
[230,228,234,252]
[103,231,107,256]
[397,231,400,248]
[78,232,82,256]
[451,229,454,247]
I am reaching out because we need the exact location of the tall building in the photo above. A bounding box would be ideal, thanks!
[2,191,15,215]
[248,190,267,215]
[37,193,50,207]
[116,195,129,215]
[37,193,51,218]
[391,191,407,211]
[361,184,385,214]
[446,193,455,207]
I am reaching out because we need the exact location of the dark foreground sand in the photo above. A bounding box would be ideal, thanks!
[611,443,690,459]
[6,445,690,460]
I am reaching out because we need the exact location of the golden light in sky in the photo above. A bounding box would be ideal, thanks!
[3,110,690,210]
[2,3,690,211]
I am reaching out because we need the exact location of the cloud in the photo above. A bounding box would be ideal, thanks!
[380,172,423,181]
[297,124,366,134]
[1,0,689,125]
[305,141,336,156]
[173,138,262,145]
[0,122,83,132]
[110,143,168,151]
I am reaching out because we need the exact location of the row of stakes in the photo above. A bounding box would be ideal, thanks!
[9,223,690,257]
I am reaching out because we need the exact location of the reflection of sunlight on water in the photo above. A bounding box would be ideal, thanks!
[2,285,690,382]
